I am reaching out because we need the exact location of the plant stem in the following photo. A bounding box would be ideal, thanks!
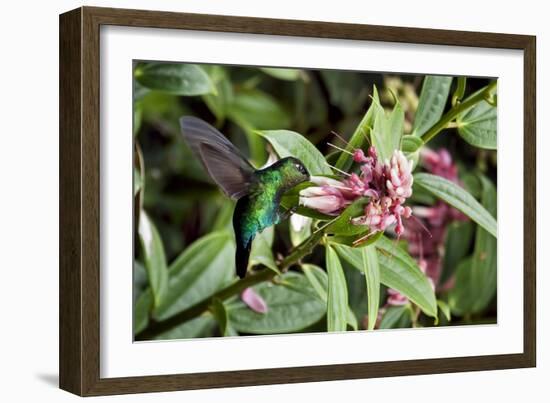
[136,229,325,340]
[421,80,497,144]
[451,76,467,107]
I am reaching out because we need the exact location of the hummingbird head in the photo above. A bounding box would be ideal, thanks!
[275,157,310,189]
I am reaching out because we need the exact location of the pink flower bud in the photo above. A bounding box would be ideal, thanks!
[241,287,268,314]
[300,193,346,215]
[353,149,369,163]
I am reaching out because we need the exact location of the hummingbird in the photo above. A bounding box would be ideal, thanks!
[180,116,310,279]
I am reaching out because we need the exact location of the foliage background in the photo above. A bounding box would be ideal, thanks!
[133,62,497,340]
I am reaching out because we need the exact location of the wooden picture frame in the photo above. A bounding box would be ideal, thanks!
[59,6,536,396]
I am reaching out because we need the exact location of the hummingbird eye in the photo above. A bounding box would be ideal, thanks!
[295,163,305,174]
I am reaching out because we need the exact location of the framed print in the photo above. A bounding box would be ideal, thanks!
[59,6,536,396]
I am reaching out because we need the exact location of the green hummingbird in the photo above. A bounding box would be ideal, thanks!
[180,116,310,279]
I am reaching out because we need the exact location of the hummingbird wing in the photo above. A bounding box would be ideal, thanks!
[180,116,256,200]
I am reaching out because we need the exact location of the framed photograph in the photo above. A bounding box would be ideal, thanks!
[59,6,536,396]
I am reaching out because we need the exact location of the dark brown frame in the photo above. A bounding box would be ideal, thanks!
[59,6,536,396]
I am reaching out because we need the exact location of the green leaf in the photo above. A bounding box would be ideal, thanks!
[138,212,169,308]
[440,220,474,286]
[133,260,149,302]
[327,230,382,248]
[456,87,497,149]
[379,305,412,329]
[133,289,152,335]
[361,246,381,330]
[133,101,142,136]
[371,100,404,162]
[153,315,216,340]
[210,298,230,336]
[249,226,279,274]
[258,130,333,175]
[446,257,473,316]
[346,309,359,331]
[448,175,497,315]
[413,76,453,137]
[334,237,437,318]
[325,198,369,236]
[461,172,482,199]
[437,300,451,322]
[414,173,497,238]
[334,86,379,171]
[402,135,424,153]
[302,264,328,301]
[302,264,357,330]
[135,63,215,95]
[376,237,437,318]
[325,245,349,332]
[227,272,326,334]
[260,67,303,81]
[409,182,437,205]
[154,231,235,320]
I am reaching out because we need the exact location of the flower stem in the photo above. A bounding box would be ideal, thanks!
[135,228,326,340]
[421,80,497,144]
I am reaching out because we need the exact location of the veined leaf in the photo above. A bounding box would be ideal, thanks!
[414,173,497,238]
[154,231,235,320]
[249,226,279,274]
[362,245,381,330]
[325,245,349,332]
[302,264,358,330]
[372,100,404,161]
[226,272,326,334]
[133,289,152,335]
[135,63,214,95]
[440,220,474,286]
[413,76,453,137]
[138,212,169,308]
[325,198,369,236]
[456,87,497,149]
[379,305,412,329]
[334,237,437,318]
[210,298,230,336]
[153,315,216,340]
[258,130,333,175]
[402,135,424,153]
[334,86,379,171]
[448,175,497,315]
[437,300,452,322]
[302,264,328,301]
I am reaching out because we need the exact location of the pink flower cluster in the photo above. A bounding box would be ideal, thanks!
[299,146,414,237]
[385,147,468,309]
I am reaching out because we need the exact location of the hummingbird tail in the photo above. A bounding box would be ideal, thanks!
[235,240,252,279]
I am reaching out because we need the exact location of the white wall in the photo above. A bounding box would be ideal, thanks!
[0,0,545,401]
